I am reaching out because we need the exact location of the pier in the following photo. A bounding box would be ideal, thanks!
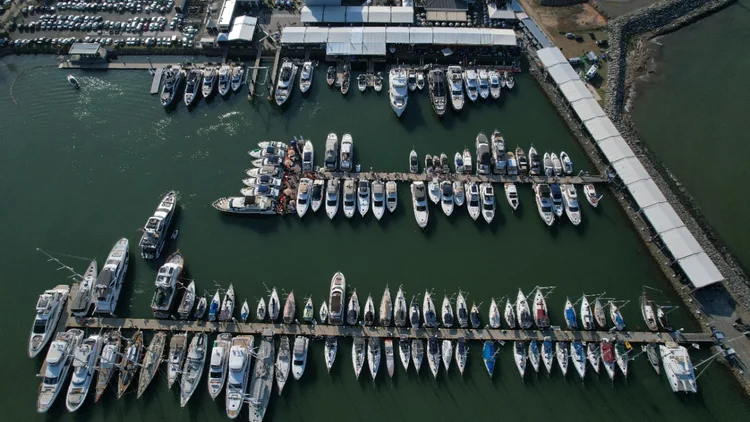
[308,170,609,185]
[149,68,163,94]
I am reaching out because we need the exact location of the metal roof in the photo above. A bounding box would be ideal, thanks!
[641,202,683,233]
[536,47,568,68]
[304,27,329,44]
[386,27,411,44]
[409,27,434,44]
[281,27,306,44]
[368,6,391,23]
[346,6,368,23]
[69,43,101,55]
[558,79,593,104]
[546,63,580,86]
[571,98,606,122]
[218,0,236,28]
[487,2,516,19]
[279,27,518,47]
[227,16,257,42]
[391,7,415,23]
[678,254,724,287]
[520,17,552,48]
[628,179,668,209]
[596,136,635,163]
[324,6,347,22]
[301,6,324,23]
[584,116,620,142]
[362,26,386,43]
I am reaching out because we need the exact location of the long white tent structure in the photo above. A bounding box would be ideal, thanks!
[536,46,724,289]
[301,6,415,24]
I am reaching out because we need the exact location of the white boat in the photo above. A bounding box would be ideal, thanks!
[325,179,339,220]
[251,155,283,168]
[117,331,143,399]
[513,341,527,379]
[319,301,329,324]
[543,152,554,176]
[507,152,518,175]
[516,147,529,174]
[452,338,467,376]
[69,261,96,318]
[427,337,441,379]
[601,339,616,380]
[416,71,425,90]
[347,290,360,326]
[167,332,188,388]
[212,195,277,215]
[207,333,232,400]
[324,133,339,170]
[409,296,421,328]
[218,65,231,96]
[342,180,356,219]
[352,337,366,379]
[427,178,440,205]
[246,165,283,178]
[641,292,659,332]
[389,67,409,117]
[542,337,554,375]
[65,334,103,411]
[341,64,351,95]
[374,72,383,92]
[412,339,424,373]
[364,295,376,326]
[452,291,466,328]
[587,342,601,374]
[463,148,473,174]
[296,177,312,218]
[183,69,202,106]
[442,295,454,328]
[357,179,370,217]
[247,147,285,159]
[394,287,407,327]
[399,337,411,372]
[291,336,309,380]
[67,74,80,89]
[308,180,324,214]
[556,342,569,376]
[533,290,549,330]
[407,70,417,91]
[466,182,480,220]
[423,290,438,328]
[326,66,336,86]
[447,65,465,111]
[302,140,314,173]
[462,69,479,102]
[534,184,555,226]
[324,337,337,373]
[489,299,501,329]
[453,181,465,208]
[93,331,120,402]
[454,152,465,174]
[303,297,314,323]
[371,180,386,220]
[357,73,367,92]
[594,298,607,328]
[242,175,283,188]
[275,336,290,395]
[551,152,563,176]
[479,182,495,224]
[580,295,595,330]
[150,251,184,318]
[478,69,490,99]
[660,342,697,393]
[282,291,296,325]
[219,284,235,322]
[160,67,183,107]
[328,272,346,326]
[379,287,392,327]
[560,151,574,175]
[231,66,244,92]
[584,184,600,207]
[37,329,83,413]
[269,288,281,322]
[571,341,587,380]
[384,339,395,378]
[562,184,582,225]
[517,289,533,329]
[529,146,541,175]
[274,60,297,106]
[180,333,208,407]
[247,337,274,422]
[505,71,515,89]
[610,301,625,331]
[202,67,217,98]
[92,238,130,315]
[194,297,207,320]
[409,149,419,173]
[476,132,491,175]
[491,130,507,174]
[470,303,481,329]
[385,181,398,214]
[340,134,354,172]
[411,181,429,229]
[441,340,453,372]
[489,70,501,99]
[528,341,541,374]
[299,61,313,94]
[257,141,288,150]
[504,298,517,329]
[504,183,519,211]
[240,185,281,198]
[367,338,381,380]
[564,297,578,330]
[615,341,630,377]
[28,285,70,358]
[440,180,454,216]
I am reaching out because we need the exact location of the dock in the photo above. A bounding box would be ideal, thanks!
[149,67,163,94]
[309,170,609,185]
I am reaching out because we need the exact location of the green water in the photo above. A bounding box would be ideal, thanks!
[1,55,748,421]
[631,0,750,274]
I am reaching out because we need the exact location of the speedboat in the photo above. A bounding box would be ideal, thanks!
[371,180,386,220]
[364,295,376,326]
[463,149,473,174]
[463,69,479,102]
[505,71,515,89]
[303,297,314,323]
[428,178,441,204]
[447,65,465,111]
[543,152,554,176]
[456,291,469,328]
[528,341,541,374]
[507,151,518,175]
[489,299,501,329]
[246,165,282,178]
[440,181,454,216]
[455,338,468,376]
[513,341,527,379]
[70,260,97,317]
[571,341,587,380]
[409,296,421,328]
[427,337,440,380]
[517,289,533,329]
[564,297,578,330]
[218,65,231,96]
[202,67,217,98]
[341,64,351,95]
[357,73,367,92]
[470,303,481,329]
[328,272,346,326]
[505,299,517,329]
[117,331,143,399]
[615,341,630,377]
[478,69,490,99]
[374,72,383,92]
[428,69,448,117]
[324,337,337,373]
[160,67,183,107]
[389,67,409,117]
[601,339,616,380]
[257,140,288,150]
[67,74,80,89]
[299,61,313,94]
[412,339,424,373]
[347,290,360,325]
[276,336,290,394]
[183,69,202,106]
[240,185,280,199]
[207,333,232,400]
[551,152,563,176]
[660,342,697,393]
[542,337,554,375]
[274,60,297,106]
[282,291,296,325]
[208,291,221,322]
[646,343,661,375]
[247,336,274,422]
[226,336,253,419]
[269,288,281,322]
[440,152,450,173]
[491,130,507,174]
[291,336,309,380]
[310,180,324,213]
[479,182,495,224]
[587,342,601,374]
[385,181,398,214]
[416,71,425,90]
[529,146,542,175]
[394,286,407,327]
[466,182,480,220]
[580,295,594,330]
[584,184,600,207]
[641,291,659,332]
[453,182,465,207]
[534,184,555,226]
[425,154,434,175]
[180,333,208,407]
[94,331,121,402]
[231,66,244,92]
[302,140,314,172]
[594,299,607,328]
[357,179,370,217]
[325,133,339,170]
[340,134,354,172]
[150,251,184,318]
[409,150,419,173]
[423,290,437,328]
[399,337,411,372]
[28,285,70,358]
[219,284,235,322]
[483,341,497,378]
[562,184,582,225]
[556,342,569,376]
[367,338,381,380]
[560,151,574,174]
[37,329,83,413]
[534,289,550,329]
[379,287,392,326]
[352,337,366,379]
[610,301,625,330]
[296,178,312,218]
[407,70,417,91]
[454,152,465,174]
[476,132,491,175]
[251,155,283,169]
[489,70,501,99]
[342,180,356,219]
[442,340,453,372]
[516,147,529,174]
[66,334,103,411]
[442,295,454,328]
[326,66,336,86]
[92,238,130,315]
[167,332,188,388]
[385,339,395,378]
[504,183,519,211]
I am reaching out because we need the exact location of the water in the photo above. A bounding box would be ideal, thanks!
[631,0,750,274]
[1,55,748,421]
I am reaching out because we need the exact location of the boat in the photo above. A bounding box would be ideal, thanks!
[299,61,313,94]
[341,64,350,95]
[491,130,507,174]
[207,333,232,400]
[65,334,103,411]
[560,151,574,175]
[587,342,601,374]
[476,132,491,175]
[516,147,529,174]
[543,152,554,176]
[562,184,582,225]
[534,289,550,329]
[283,291,296,324]
[92,331,121,402]
[340,134,354,171]
[368,338,381,380]
[529,146,542,175]
[323,133,339,171]
[447,65,465,111]
[463,149,473,174]
[564,298,578,330]
[489,299,501,329]
[551,152,563,176]
[428,69,447,117]
[255,298,266,322]
[308,180,324,214]
[470,303,481,329]
[135,332,167,399]
[352,337,366,379]
[601,339,616,380]
[325,179,340,220]
[477,68,490,99]
[327,66,336,86]
[409,150,419,174]
[302,297,314,323]
[139,191,177,260]
[183,69,202,106]
[440,180,455,216]
[550,184,564,218]
[416,71,425,90]
[251,154,284,169]
[328,272,346,325]
[150,251,184,318]
[407,70,417,91]
[513,341,527,379]
[319,301,329,323]
[343,180,356,219]
[657,305,673,331]
[274,60,297,106]
[92,238,130,315]
[614,341,630,377]
[364,295,376,326]
[167,333,188,388]
[571,341,587,380]
[482,340,497,377]
[556,342,569,376]
[534,184,555,226]
[37,329,83,413]
[383,339,395,378]
[442,295,455,328]
[466,182,480,221]
[240,185,281,198]
[160,67,183,107]
[580,295,595,330]
[479,182,495,224]
[247,337,275,422]
[207,291,221,322]
[245,165,283,178]
[372,180,386,220]
[357,179,370,217]
[442,340,453,372]
[423,290,437,328]
[425,154,434,175]
[610,301,625,331]
[660,342,697,393]
[180,333,208,406]
[272,336,290,396]
[117,331,143,399]
[357,73,367,92]
[201,67,217,98]
[225,336,253,419]
[389,67,409,117]
[412,339,424,373]
[194,297,207,320]
[411,181,429,229]
[394,287,407,327]
[176,281,196,320]
[291,336,309,380]
[374,72,383,92]
[427,337,440,379]
[507,151,518,175]
[583,184,600,207]
[505,71,515,89]
[269,288,281,322]
[241,300,250,322]
[504,183,519,211]
[296,178,311,218]
[67,74,80,89]
[218,65,231,96]
[382,181,397,214]
[505,299,517,329]
[243,175,283,189]
[456,291,469,328]
[454,152,465,174]
[324,336,337,374]
[301,140,314,173]
[231,66,244,92]
[463,69,479,102]
[347,290,360,325]
[69,260,97,317]
[453,182,465,208]
[378,287,393,327]
[542,336,554,375]
[489,70,501,99]
[641,291,659,332]
[594,298,607,328]
[428,178,440,205]
[645,343,661,375]
[28,285,70,358]
[517,289,533,329]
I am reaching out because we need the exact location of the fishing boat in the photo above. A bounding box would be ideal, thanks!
[326,66,336,86]
[379,287,392,326]
[556,342,569,376]
[428,69,447,117]
[645,343,661,375]
[296,178,311,218]
[412,339,424,373]
[411,181,429,229]
[534,184,555,226]
[610,301,625,331]
[409,150,419,173]
[219,284,235,322]
[480,182,495,224]
[542,336,554,375]
[357,179,370,217]
[117,330,143,399]
[207,333,232,400]
[367,338,381,380]
[93,238,130,315]
[528,341,541,374]
[202,67,217,98]
[660,342,697,393]
[150,251,184,318]
[269,288,281,322]
[241,300,250,322]
[301,140,315,173]
[447,65,465,111]
[329,272,346,325]
[247,337,274,422]
[453,181,465,207]
[463,148,473,174]
[466,182,480,220]
[66,334,103,411]
[374,72,383,92]
[587,342,601,374]
[427,337,441,379]
[183,69,202,106]
[562,184,582,225]
[194,297,207,320]
[384,339,395,378]
[160,67,183,107]
[594,298,607,328]
[303,297,314,323]
[352,337,366,379]
[442,295,455,328]
[299,61,313,94]
[423,290,438,328]
[657,305,672,331]
[505,71,515,89]
[231,65,244,92]
[67,74,80,89]
[489,299,501,329]
[135,332,167,399]
[364,295,376,326]
[416,71,425,90]
[343,180,356,219]
[292,336,309,380]
[440,180,455,216]
[457,291,469,328]
[94,331,121,402]
[564,297,578,330]
[347,290,360,325]
[570,341,586,380]
[580,295,594,330]
[394,286,407,327]
[320,301,329,324]
[28,285,70,358]
[218,65,231,96]
[275,336,290,394]
[478,69,490,99]
[442,340,453,372]
[283,291,296,324]
[428,178,440,204]
[534,289,550,329]
[483,340,497,377]
[505,299,517,329]
[341,64,351,95]
[324,336,337,374]
[225,336,253,419]
[491,130,507,174]
[410,296,421,328]
[513,341,527,379]
[398,337,411,372]
[470,303,481,329]
[584,184,600,207]
[274,60,297,106]
[179,333,208,406]
[529,146,541,175]
[641,291,659,332]
[463,68,479,102]
[372,180,386,220]
[389,67,409,117]
[176,282,196,321]
[504,183,519,211]
[543,152,554,177]
[550,184,564,218]
[37,329,83,413]
[517,289,533,329]
[516,147,529,174]
[601,339,616,380]
[614,341,630,377]
[325,179,339,220]
[476,132,491,175]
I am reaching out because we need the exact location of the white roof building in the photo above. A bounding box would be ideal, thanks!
[227,16,257,42]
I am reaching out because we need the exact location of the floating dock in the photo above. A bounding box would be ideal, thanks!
[307,170,609,185]
[149,68,163,94]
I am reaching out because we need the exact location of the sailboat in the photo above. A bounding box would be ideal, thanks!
[489,299,501,329]
[516,289,533,329]
[442,295,454,328]
[564,297,578,330]
[399,337,411,372]
[455,338,468,376]
[275,336,290,394]
[556,342,569,376]
[594,298,607,328]
[412,339,424,373]
[441,340,453,372]
[541,336,554,375]
[456,291,469,328]
[505,299,517,329]
[283,291,296,324]
[580,295,595,330]
[571,341,587,380]
[364,295,376,326]
[324,336,337,374]
[483,341,496,378]
[394,286,407,327]
[380,287,392,327]
[528,341,541,374]
[533,289,550,329]
[385,339,395,378]
[587,342,601,374]
[513,341,527,379]
[610,301,625,331]
[641,291,659,332]
[136,332,167,399]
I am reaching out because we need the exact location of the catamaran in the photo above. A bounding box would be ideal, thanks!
[28,285,70,358]
[207,333,232,400]
[660,342,697,393]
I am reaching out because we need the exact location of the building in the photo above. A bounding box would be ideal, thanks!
[227,15,258,43]
[218,0,237,32]
[486,1,515,21]
[68,43,108,63]
[424,0,469,23]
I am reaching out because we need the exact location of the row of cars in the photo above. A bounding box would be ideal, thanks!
[8,35,194,49]
[11,14,185,35]
[54,0,175,15]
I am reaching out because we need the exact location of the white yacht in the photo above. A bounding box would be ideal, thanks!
[276,336,290,394]
[412,339,424,373]
[299,61,313,94]
[167,332,188,388]
[389,67,409,117]
[385,181,398,213]
[463,148,473,174]
[324,336,337,374]
[70,260,97,317]
[207,333,232,400]
[550,184,564,218]
[480,182,495,224]
[357,179,370,217]
[368,338,381,380]
[505,71,515,89]
[311,179,324,213]
[447,65,464,111]
[462,68,479,102]
[340,134,354,172]
[183,68,202,107]
[427,337,441,380]
[455,338,468,376]
[416,71,425,90]
[428,178,440,204]
[301,140,314,173]
[219,284,235,322]
[454,152,465,174]
[65,334,103,412]
[218,65,231,96]
[505,299,517,329]
[456,292,469,328]
[292,336,309,380]
[660,342,698,393]
[423,290,438,328]
[562,184,582,225]
[139,191,177,260]
[28,285,70,358]
[275,60,297,106]
[352,337,366,379]
[517,289,533,329]
[242,175,283,189]
[560,151,574,174]
[325,179,340,220]
[201,66,217,98]
[247,337,274,422]
[584,184,600,207]
[92,238,130,315]
[384,339,395,378]
[159,67,183,107]
[556,342,569,376]
[491,130,507,174]
[212,196,276,215]
[442,340,453,372]
[489,70,501,99]
[409,149,419,174]
[342,180,356,219]
[465,182,480,220]
[231,65,244,92]
[478,69,490,99]
[476,132,491,175]
[328,272,346,326]
[489,299,501,329]
[180,333,208,407]
[534,289,550,329]
[371,180,386,220]
[226,336,253,419]
[296,177,312,218]
[37,329,83,413]
[324,133,339,170]
[453,181,465,207]
[528,341,541,374]
[542,337,554,375]
[411,181,429,229]
[513,341,527,379]
[374,72,383,92]
[543,152,554,176]
[587,342,601,374]
[269,288,281,322]
[551,152,563,176]
[407,70,417,91]
[504,183,519,211]
[534,184,555,227]
[440,181,454,216]
[150,251,185,318]
[571,341,587,380]
[241,185,280,198]
[114,333,141,398]
[399,338,411,372]
[441,295,455,328]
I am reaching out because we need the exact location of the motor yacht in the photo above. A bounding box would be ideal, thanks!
[453,181,465,207]
[478,69,490,99]
[374,72,383,92]
[325,179,340,220]
[291,336,309,380]
[160,67,183,107]
[407,70,417,91]
[463,68,479,102]
[299,61,313,94]
[516,147,529,174]
[465,182,480,220]
[218,65,231,96]
[207,333,232,400]
[409,149,419,173]
[201,67,217,98]
[491,130,507,174]
[301,140,314,172]
[139,191,177,260]
[341,63,351,95]
[479,182,495,224]
[534,184,555,226]
[428,69,447,117]
[65,334,103,411]
[489,70,501,99]
[327,66,336,86]
[504,183,519,211]
[584,184,600,207]
[476,132,491,175]
[551,152,563,176]
[231,65,244,92]
[560,151,573,174]
[296,178,312,218]
[92,238,130,315]
[463,148,473,174]
[505,71,515,89]
[150,251,185,318]
[371,180,386,220]
[37,329,83,413]
[183,68,202,106]
[275,60,297,106]
[340,134,354,172]
[212,196,276,215]
[28,285,70,358]
[94,331,120,402]
[324,133,339,170]
[428,178,440,204]
[328,272,346,325]
[342,180,356,219]
[440,181,454,216]
[543,152,554,176]
[385,181,398,213]
[357,179,370,217]
[562,184,582,225]
[387,68,409,117]
[529,146,541,175]
[416,71,425,90]
[447,65,464,111]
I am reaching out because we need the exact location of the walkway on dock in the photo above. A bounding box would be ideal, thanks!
[149,68,163,94]
[310,170,609,185]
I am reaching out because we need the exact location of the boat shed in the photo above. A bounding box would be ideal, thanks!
[68,43,108,62]
[385,27,411,44]
[300,6,414,24]
[227,16,257,42]
[391,7,415,23]
[368,6,391,23]
[281,27,517,48]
